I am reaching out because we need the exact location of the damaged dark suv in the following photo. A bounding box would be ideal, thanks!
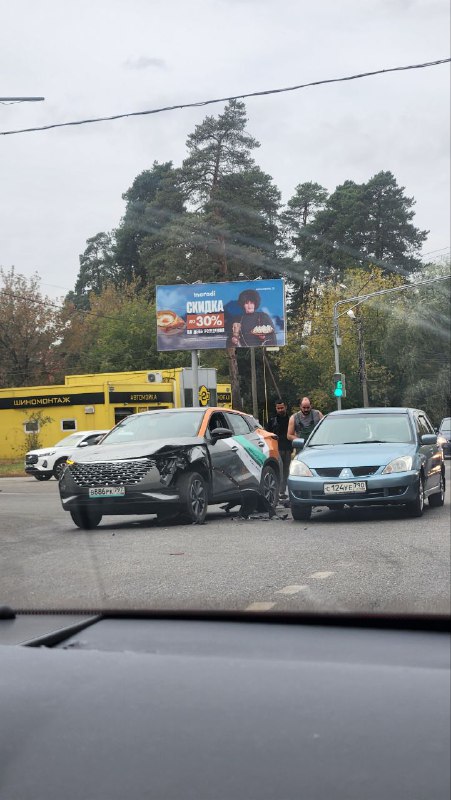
[59,407,281,529]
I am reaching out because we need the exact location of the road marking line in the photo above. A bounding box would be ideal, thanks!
[308,571,335,580]
[276,584,310,595]
[245,602,276,611]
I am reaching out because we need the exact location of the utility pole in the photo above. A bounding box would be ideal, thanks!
[250,349,258,419]
[355,309,369,407]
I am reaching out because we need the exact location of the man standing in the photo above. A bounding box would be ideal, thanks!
[287,397,324,442]
[266,399,292,499]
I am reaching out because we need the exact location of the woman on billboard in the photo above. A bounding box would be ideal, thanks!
[228,289,277,347]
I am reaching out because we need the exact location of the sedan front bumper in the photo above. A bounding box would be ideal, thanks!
[288,470,420,507]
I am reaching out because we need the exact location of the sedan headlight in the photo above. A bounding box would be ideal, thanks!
[289,460,313,477]
[382,455,413,474]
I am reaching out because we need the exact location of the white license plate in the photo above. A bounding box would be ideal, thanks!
[324,481,366,494]
[88,486,125,498]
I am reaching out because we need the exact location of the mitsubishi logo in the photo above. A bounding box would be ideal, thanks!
[339,468,353,479]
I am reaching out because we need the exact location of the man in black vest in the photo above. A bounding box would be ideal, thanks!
[287,397,324,443]
[266,399,292,498]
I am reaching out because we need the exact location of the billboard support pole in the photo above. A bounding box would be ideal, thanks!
[191,350,199,407]
[250,348,258,419]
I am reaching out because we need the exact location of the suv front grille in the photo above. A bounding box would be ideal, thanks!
[69,459,154,487]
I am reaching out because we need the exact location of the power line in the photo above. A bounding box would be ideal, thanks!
[1,58,449,137]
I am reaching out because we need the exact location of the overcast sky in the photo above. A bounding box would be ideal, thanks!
[1,0,450,299]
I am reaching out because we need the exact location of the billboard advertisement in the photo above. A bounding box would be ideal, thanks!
[156,279,286,351]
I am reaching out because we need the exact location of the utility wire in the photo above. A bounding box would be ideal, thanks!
[1,58,449,137]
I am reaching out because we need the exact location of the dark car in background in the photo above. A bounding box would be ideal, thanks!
[288,407,445,521]
[438,417,451,458]
[59,408,281,529]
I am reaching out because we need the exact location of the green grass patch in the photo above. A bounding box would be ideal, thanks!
[0,459,25,478]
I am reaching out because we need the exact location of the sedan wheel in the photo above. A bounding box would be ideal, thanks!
[429,472,445,508]
[291,504,312,521]
[177,471,208,524]
[406,475,425,518]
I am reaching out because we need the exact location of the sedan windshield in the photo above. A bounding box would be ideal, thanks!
[308,414,414,446]
[102,411,205,444]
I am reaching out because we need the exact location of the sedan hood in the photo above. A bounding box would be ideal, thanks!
[68,437,206,464]
[300,442,417,469]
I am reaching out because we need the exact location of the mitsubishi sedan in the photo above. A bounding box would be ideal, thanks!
[288,407,445,521]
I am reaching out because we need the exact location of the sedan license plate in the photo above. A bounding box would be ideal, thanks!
[88,486,125,498]
[324,481,366,495]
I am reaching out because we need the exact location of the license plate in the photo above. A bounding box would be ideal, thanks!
[324,481,366,494]
[88,486,125,498]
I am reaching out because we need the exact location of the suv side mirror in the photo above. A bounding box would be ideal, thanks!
[211,427,233,442]
[292,438,305,451]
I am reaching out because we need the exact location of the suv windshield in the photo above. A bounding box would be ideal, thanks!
[308,414,414,446]
[103,412,205,444]
[54,434,85,448]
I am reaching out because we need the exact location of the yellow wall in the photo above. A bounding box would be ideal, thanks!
[0,370,232,459]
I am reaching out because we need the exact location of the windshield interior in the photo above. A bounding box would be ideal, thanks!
[309,415,414,446]
[0,1,449,620]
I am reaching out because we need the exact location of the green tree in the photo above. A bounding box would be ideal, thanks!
[179,100,281,407]
[298,171,428,281]
[0,268,62,387]
[58,282,190,375]
[114,161,187,287]
[69,232,118,309]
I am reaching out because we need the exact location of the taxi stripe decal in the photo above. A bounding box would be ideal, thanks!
[233,435,267,466]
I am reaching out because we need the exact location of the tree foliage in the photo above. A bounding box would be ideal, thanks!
[0,268,62,387]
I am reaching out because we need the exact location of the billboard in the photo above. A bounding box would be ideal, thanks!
[156,279,286,352]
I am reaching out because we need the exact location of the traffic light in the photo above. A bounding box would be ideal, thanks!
[333,372,346,398]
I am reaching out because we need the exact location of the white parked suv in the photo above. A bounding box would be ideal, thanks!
[25,430,108,481]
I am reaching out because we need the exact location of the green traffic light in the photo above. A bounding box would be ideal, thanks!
[334,380,343,397]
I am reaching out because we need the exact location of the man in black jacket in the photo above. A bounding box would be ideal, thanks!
[266,399,292,499]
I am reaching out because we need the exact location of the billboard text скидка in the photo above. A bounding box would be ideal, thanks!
[156,279,286,351]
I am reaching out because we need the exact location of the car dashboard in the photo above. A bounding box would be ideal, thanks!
[0,609,449,800]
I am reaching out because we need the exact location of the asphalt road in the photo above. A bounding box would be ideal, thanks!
[1,467,450,614]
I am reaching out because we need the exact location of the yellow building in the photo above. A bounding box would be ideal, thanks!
[0,368,232,459]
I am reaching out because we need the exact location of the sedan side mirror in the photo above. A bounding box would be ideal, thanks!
[292,438,305,451]
[211,427,233,442]
[421,434,437,445]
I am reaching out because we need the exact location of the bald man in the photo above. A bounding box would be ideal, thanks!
[287,397,324,442]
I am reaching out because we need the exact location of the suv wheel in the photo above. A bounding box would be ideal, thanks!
[70,508,102,530]
[53,459,68,480]
[257,464,279,511]
[177,471,208,524]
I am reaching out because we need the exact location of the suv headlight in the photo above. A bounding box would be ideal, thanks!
[382,456,413,474]
[39,450,56,457]
[289,460,313,477]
